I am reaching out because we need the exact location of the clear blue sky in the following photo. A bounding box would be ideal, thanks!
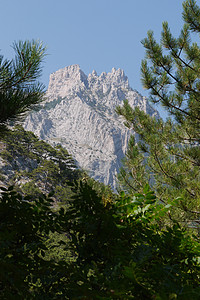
[1,0,185,117]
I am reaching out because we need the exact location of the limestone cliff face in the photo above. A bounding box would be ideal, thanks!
[24,65,158,189]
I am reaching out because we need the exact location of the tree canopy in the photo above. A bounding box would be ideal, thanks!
[116,0,200,228]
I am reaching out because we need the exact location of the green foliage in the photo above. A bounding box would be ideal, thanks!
[116,0,200,228]
[57,181,200,299]
[0,125,80,202]
[1,183,199,299]
[0,40,46,125]
[0,186,65,299]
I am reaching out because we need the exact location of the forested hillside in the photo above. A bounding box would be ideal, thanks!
[0,1,200,299]
[0,125,80,200]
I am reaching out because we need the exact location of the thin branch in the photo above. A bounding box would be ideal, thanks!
[153,148,196,198]
[150,83,200,121]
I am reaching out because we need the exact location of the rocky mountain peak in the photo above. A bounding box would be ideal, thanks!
[47,64,88,100]
[24,65,159,190]
[88,67,129,88]
[91,70,97,76]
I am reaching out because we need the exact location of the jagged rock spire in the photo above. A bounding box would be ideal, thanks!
[24,65,158,190]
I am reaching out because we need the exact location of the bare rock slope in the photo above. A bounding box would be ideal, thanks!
[24,65,158,189]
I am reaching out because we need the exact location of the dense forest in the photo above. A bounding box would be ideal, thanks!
[0,0,200,299]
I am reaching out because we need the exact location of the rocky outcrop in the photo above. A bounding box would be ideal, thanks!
[24,65,158,189]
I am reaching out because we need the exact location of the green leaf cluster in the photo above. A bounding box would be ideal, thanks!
[1,183,199,299]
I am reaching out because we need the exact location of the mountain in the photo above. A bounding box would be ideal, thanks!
[23,65,159,190]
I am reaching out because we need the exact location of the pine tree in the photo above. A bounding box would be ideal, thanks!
[0,40,46,125]
[0,125,80,200]
[117,0,200,228]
